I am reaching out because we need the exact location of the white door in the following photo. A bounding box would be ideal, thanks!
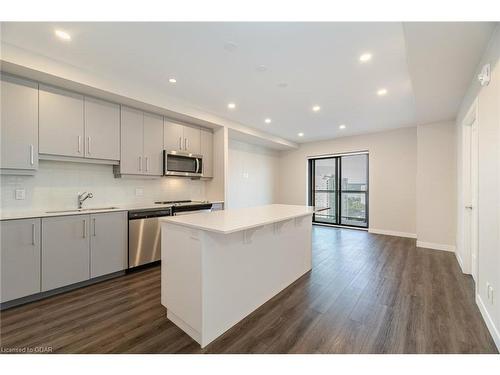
[462,101,479,282]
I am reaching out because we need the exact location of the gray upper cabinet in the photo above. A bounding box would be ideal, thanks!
[41,215,90,292]
[143,112,164,176]
[84,97,120,161]
[163,120,184,152]
[0,75,38,172]
[39,85,84,157]
[90,212,127,278]
[164,120,201,154]
[200,128,214,178]
[183,125,201,154]
[0,218,41,303]
[119,107,163,176]
[120,106,144,175]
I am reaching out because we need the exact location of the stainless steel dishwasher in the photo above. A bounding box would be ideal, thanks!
[128,207,172,268]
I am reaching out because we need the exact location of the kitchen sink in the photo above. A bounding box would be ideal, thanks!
[46,207,119,214]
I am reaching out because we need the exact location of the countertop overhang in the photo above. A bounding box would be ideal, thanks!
[159,204,314,234]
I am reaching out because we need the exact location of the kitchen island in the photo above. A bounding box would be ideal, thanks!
[159,204,314,348]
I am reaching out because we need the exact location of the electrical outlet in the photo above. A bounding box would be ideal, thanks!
[15,189,26,200]
[486,282,494,304]
[135,188,144,197]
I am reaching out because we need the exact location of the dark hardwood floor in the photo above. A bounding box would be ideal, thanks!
[0,226,497,354]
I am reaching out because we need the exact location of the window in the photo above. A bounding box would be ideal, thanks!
[309,153,368,228]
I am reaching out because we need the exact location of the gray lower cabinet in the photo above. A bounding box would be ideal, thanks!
[0,75,39,172]
[90,212,127,278]
[0,219,41,302]
[41,215,90,292]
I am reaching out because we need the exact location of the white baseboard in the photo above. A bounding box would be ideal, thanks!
[416,241,455,252]
[455,251,470,274]
[368,228,416,239]
[476,294,500,351]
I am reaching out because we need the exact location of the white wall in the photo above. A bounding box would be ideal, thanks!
[455,25,500,349]
[0,160,206,213]
[277,127,418,237]
[227,139,279,209]
[416,121,457,250]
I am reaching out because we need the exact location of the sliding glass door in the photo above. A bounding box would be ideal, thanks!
[309,153,368,228]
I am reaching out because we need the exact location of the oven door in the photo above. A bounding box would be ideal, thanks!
[164,151,203,177]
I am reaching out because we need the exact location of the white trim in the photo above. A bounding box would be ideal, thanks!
[307,150,369,160]
[476,294,500,351]
[416,241,455,252]
[368,228,416,239]
[455,251,468,274]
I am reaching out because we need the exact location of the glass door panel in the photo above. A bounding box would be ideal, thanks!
[313,158,337,224]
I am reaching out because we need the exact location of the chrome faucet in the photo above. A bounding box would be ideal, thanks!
[78,192,93,209]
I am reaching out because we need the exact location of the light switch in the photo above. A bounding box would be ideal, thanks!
[15,189,26,200]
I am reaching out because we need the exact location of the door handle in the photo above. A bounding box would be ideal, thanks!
[29,144,34,166]
[195,158,200,173]
[138,156,142,172]
[465,205,473,209]
[93,218,96,237]
[32,223,36,245]
[78,136,82,154]
[83,219,87,238]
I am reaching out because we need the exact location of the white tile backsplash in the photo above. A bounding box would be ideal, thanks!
[0,160,206,212]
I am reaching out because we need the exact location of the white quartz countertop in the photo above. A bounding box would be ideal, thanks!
[0,200,224,221]
[159,204,314,234]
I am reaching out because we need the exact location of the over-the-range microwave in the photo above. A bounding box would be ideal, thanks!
[163,150,203,177]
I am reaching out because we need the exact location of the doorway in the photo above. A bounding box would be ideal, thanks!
[308,152,369,228]
[462,100,479,282]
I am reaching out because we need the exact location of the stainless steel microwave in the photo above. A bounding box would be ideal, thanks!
[163,150,203,177]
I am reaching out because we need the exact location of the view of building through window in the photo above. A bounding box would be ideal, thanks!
[309,153,368,227]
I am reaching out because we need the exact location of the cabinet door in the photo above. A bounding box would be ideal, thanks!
[41,215,90,292]
[200,128,213,177]
[84,97,120,161]
[0,219,41,302]
[183,125,201,154]
[0,76,38,171]
[120,106,144,175]
[90,212,127,278]
[39,84,84,157]
[143,112,164,176]
[163,120,184,152]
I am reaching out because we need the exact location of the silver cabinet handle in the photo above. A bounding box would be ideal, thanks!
[92,218,96,237]
[184,137,188,151]
[138,156,142,172]
[78,136,82,154]
[83,219,87,238]
[29,144,34,166]
[32,223,36,245]
[179,136,182,150]
[465,205,473,209]
[145,156,150,172]
[87,136,92,155]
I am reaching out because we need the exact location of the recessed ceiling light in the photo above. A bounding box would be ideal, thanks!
[264,118,272,124]
[312,105,321,112]
[359,53,372,62]
[224,41,238,52]
[377,88,388,96]
[227,103,236,109]
[339,124,346,130]
[298,132,304,137]
[277,82,288,89]
[256,65,267,72]
[55,29,71,41]
[168,78,177,84]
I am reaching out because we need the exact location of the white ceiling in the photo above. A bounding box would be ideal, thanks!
[1,22,496,142]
